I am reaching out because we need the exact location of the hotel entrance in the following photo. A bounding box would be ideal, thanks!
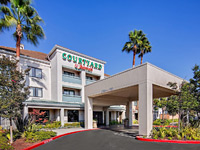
[93,111,103,126]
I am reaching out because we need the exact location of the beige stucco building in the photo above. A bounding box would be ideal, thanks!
[0,45,184,136]
[0,45,125,128]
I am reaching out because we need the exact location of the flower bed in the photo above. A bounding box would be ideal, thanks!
[136,136,200,144]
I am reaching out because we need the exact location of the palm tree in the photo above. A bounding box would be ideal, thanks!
[0,0,10,5]
[138,36,152,64]
[122,30,143,67]
[0,0,45,60]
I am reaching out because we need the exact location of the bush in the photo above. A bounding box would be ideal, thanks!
[23,130,56,143]
[153,119,174,126]
[0,127,13,150]
[151,127,200,140]
[109,120,122,125]
[44,121,61,129]
[64,122,80,128]
[133,120,138,124]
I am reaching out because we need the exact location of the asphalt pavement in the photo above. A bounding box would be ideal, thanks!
[34,129,200,150]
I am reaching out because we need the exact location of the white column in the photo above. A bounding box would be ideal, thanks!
[113,111,116,121]
[129,101,133,126]
[60,108,64,127]
[139,82,153,136]
[81,71,86,103]
[23,105,28,119]
[85,97,93,129]
[106,109,109,126]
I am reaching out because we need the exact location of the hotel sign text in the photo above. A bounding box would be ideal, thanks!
[62,53,102,72]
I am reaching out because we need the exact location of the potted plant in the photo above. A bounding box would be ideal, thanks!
[93,119,97,128]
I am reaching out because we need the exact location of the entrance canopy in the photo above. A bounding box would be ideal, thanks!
[84,63,183,136]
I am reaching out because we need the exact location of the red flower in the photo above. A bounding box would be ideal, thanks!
[12,80,16,83]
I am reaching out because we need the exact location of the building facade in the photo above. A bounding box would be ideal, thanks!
[0,45,125,127]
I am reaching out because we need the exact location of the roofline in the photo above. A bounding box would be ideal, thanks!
[0,49,50,65]
[85,62,185,87]
[48,45,106,64]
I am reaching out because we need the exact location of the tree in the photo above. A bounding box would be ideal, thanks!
[0,0,45,59]
[122,30,144,67]
[190,65,200,122]
[0,56,30,143]
[166,95,178,120]
[167,81,198,130]
[158,98,167,120]
[0,0,10,5]
[138,36,152,64]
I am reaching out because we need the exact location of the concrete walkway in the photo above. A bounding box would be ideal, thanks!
[52,127,85,136]
[34,129,200,150]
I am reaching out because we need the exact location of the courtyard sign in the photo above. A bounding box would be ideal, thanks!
[62,53,102,72]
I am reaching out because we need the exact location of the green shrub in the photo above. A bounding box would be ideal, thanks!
[24,130,56,143]
[0,135,13,150]
[109,120,122,125]
[44,121,61,129]
[0,130,13,150]
[153,119,175,126]
[64,122,81,128]
[133,120,138,124]
[168,137,172,140]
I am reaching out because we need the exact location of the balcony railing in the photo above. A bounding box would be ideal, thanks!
[62,74,81,84]
[62,94,82,103]
[86,79,96,85]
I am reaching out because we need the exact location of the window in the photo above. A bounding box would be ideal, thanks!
[29,67,42,78]
[86,76,93,80]
[63,89,75,96]
[30,87,43,97]
[68,110,79,122]
[63,71,75,76]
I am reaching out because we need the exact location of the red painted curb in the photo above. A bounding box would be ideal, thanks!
[136,136,200,144]
[23,128,99,150]
[153,125,178,128]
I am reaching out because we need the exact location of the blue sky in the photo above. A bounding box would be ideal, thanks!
[0,0,200,80]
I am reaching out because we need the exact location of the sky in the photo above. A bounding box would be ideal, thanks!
[0,0,200,80]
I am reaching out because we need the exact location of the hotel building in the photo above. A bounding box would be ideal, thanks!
[0,45,125,127]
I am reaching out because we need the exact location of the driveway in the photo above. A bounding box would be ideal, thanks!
[34,129,200,150]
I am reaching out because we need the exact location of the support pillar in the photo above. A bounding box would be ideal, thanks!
[85,97,93,129]
[23,105,28,119]
[113,111,116,121]
[139,82,153,136]
[60,108,64,127]
[81,71,86,103]
[129,101,133,126]
[106,109,109,126]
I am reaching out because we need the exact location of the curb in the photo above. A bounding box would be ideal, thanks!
[136,136,200,144]
[23,128,99,150]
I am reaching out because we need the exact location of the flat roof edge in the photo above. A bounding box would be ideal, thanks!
[49,45,106,64]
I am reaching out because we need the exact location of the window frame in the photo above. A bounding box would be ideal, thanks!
[30,87,43,97]
[63,71,75,77]
[63,89,75,96]
[29,66,42,79]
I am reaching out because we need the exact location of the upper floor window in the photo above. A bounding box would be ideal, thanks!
[63,89,75,96]
[29,67,42,78]
[86,76,93,80]
[63,71,75,77]
[30,87,43,97]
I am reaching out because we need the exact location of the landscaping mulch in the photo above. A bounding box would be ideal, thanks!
[12,138,40,150]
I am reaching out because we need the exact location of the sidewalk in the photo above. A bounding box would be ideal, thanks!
[52,127,85,136]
